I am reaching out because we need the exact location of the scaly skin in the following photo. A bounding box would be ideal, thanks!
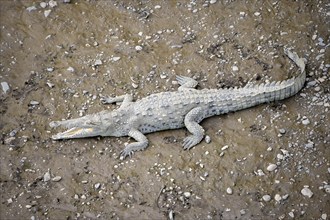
[50,49,306,159]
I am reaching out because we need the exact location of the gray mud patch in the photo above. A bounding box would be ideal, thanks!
[1,1,329,219]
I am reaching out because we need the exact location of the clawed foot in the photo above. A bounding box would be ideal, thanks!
[119,148,134,160]
[183,135,203,150]
[100,95,115,104]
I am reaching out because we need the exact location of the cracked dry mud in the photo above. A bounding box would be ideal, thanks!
[1,1,329,220]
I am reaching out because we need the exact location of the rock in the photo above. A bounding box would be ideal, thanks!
[43,171,51,182]
[183,192,191,198]
[94,183,101,189]
[44,10,52,17]
[49,0,58,8]
[302,117,310,125]
[232,65,239,72]
[94,59,102,66]
[254,12,261,16]
[40,2,47,8]
[262,194,271,202]
[52,176,62,182]
[274,194,282,202]
[266,163,277,171]
[205,135,211,144]
[279,129,286,134]
[67,66,75,72]
[63,0,71,3]
[112,57,121,62]
[210,0,217,4]
[135,45,143,51]
[301,187,313,198]
[1,82,10,93]
[30,101,39,105]
[26,6,37,12]
[4,137,16,145]
[226,187,233,195]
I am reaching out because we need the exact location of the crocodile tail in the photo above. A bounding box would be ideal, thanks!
[245,50,306,103]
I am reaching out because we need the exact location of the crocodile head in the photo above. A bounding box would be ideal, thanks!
[50,110,125,140]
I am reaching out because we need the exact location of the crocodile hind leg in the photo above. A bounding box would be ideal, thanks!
[183,107,206,150]
[176,75,198,90]
[100,94,133,108]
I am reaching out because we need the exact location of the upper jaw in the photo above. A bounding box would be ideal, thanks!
[51,126,103,140]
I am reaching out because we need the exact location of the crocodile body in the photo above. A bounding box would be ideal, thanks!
[50,49,306,159]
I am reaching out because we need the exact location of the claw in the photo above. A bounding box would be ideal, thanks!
[183,136,199,150]
[120,149,134,160]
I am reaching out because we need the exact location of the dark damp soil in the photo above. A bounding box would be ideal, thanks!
[1,1,329,219]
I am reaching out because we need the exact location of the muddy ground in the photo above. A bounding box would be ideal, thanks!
[0,1,329,219]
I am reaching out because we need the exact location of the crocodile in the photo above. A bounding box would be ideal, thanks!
[49,49,306,159]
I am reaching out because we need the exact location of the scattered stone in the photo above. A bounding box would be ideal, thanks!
[301,187,313,198]
[63,0,71,3]
[26,5,37,12]
[46,67,54,72]
[302,117,310,125]
[67,66,75,72]
[49,0,57,8]
[52,176,62,182]
[183,192,191,198]
[279,129,286,134]
[43,171,51,182]
[132,83,139,89]
[274,194,282,202]
[262,194,271,202]
[95,183,101,189]
[44,10,52,18]
[254,12,261,16]
[266,163,277,172]
[40,2,47,8]
[232,65,239,72]
[7,198,13,204]
[226,187,233,195]
[210,0,217,4]
[205,135,211,144]
[1,82,10,93]
[46,82,55,88]
[221,145,229,151]
[30,101,40,105]
[81,180,88,184]
[112,57,121,62]
[135,45,143,51]
[94,59,102,66]
[154,5,161,9]
[305,140,314,149]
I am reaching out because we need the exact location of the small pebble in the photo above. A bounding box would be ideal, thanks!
[274,194,282,202]
[205,135,211,144]
[1,82,10,93]
[94,59,102,66]
[279,129,286,134]
[183,192,191,198]
[262,195,271,202]
[30,101,39,105]
[52,176,62,182]
[232,65,239,72]
[112,57,121,62]
[67,66,75,72]
[254,12,261,16]
[302,117,310,125]
[94,183,101,189]
[43,171,51,182]
[135,45,143,51]
[44,10,51,17]
[301,187,313,198]
[46,67,54,72]
[49,0,57,8]
[210,0,217,4]
[226,187,233,195]
[40,2,47,8]
[266,163,277,172]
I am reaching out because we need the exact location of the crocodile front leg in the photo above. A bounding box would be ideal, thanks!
[183,107,206,150]
[120,129,149,160]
